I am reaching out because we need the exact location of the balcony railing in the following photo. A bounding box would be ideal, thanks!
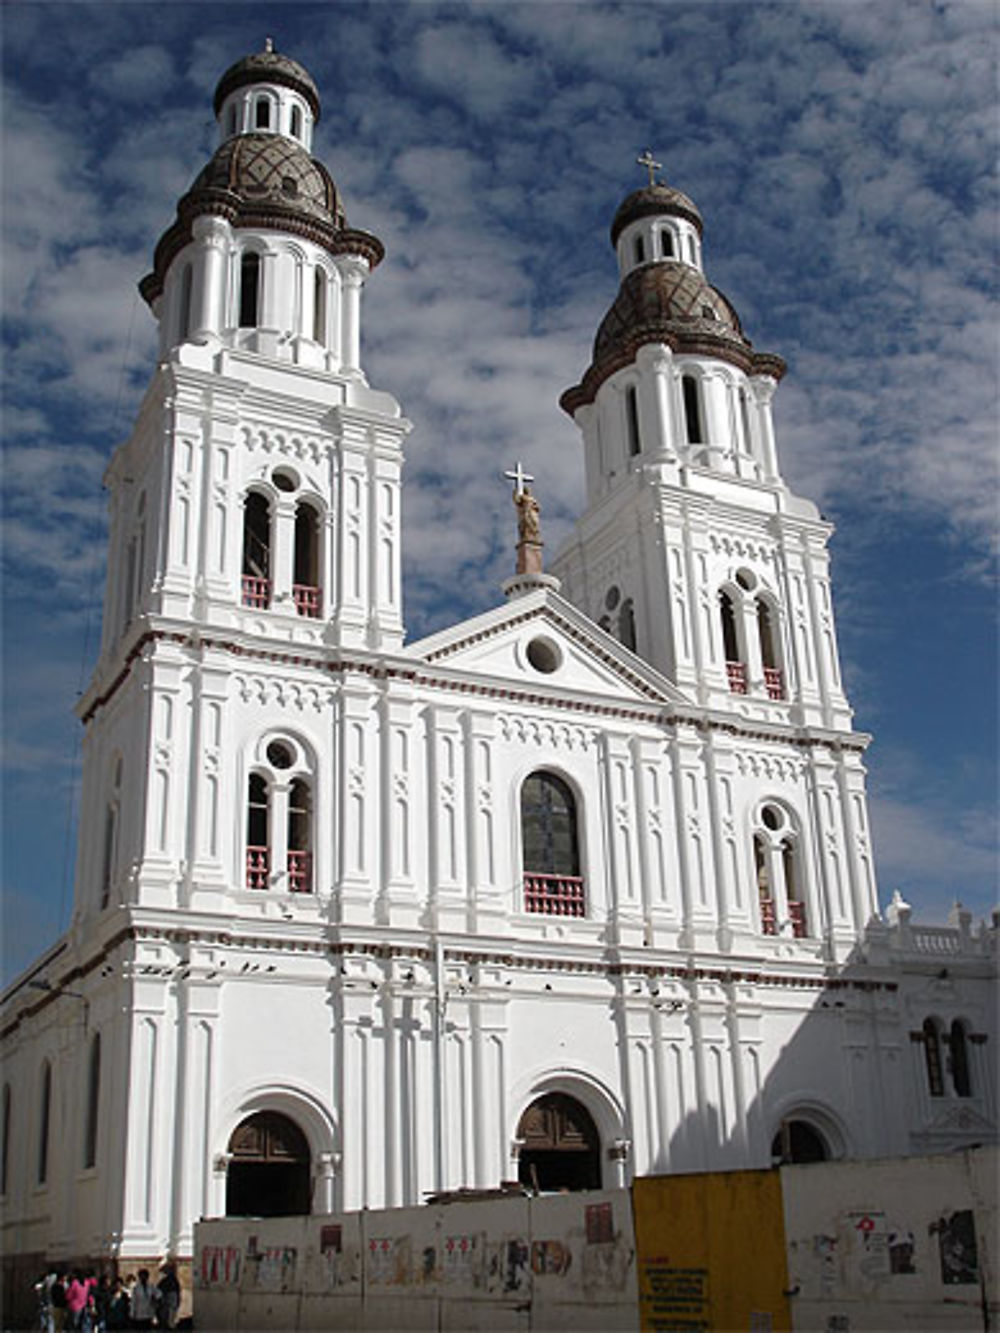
[293,584,321,619]
[726,661,748,694]
[760,895,777,936]
[764,667,785,700]
[287,849,312,893]
[524,872,585,918]
[788,900,807,938]
[246,846,269,890]
[242,575,271,609]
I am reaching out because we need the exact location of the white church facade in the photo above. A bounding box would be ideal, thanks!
[2,44,996,1289]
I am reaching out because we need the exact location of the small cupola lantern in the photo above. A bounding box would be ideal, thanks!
[612,151,705,278]
[213,37,321,150]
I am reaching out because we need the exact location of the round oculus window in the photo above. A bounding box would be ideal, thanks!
[272,467,299,493]
[761,804,783,831]
[526,637,561,674]
[604,585,621,611]
[266,740,295,770]
[735,568,756,591]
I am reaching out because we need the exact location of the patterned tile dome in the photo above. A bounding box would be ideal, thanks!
[561,262,784,415]
[191,133,344,228]
[139,134,383,307]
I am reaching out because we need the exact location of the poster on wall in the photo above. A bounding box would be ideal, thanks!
[934,1210,978,1285]
[847,1213,890,1283]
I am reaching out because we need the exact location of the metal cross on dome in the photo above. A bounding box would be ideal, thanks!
[637,149,662,186]
[504,462,535,498]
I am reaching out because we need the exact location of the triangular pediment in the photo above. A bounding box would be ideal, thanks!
[924,1104,995,1135]
[404,587,690,707]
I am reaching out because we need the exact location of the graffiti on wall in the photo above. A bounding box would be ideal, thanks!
[199,1245,241,1287]
[244,1238,298,1292]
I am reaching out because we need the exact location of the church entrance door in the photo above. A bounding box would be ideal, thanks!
[225,1111,311,1216]
[516,1093,601,1192]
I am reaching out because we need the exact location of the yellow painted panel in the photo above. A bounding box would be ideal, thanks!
[633,1169,791,1332]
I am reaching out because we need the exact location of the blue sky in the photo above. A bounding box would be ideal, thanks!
[2,0,997,984]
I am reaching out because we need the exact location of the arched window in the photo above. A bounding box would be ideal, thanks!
[521,772,583,917]
[290,105,302,140]
[758,601,784,699]
[772,1119,829,1164]
[1,1084,10,1195]
[293,501,321,618]
[754,834,775,935]
[633,235,645,265]
[738,387,752,451]
[83,1034,100,1169]
[242,492,271,608]
[618,598,637,652]
[100,757,122,910]
[625,385,641,456]
[178,263,193,342]
[246,773,270,889]
[682,374,704,445]
[659,229,674,259]
[287,778,312,893]
[782,839,805,937]
[246,740,315,894]
[754,804,807,938]
[313,268,327,345]
[950,1021,972,1097]
[37,1061,51,1185]
[99,805,117,910]
[255,98,270,129]
[227,105,237,136]
[719,591,746,693]
[923,1018,944,1097]
[239,252,261,329]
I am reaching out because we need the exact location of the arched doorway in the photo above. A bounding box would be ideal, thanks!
[516,1093,601,1192]
[771,1119,829,1165]
[226,1111,311,1216]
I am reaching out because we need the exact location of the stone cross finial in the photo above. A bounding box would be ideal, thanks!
[264,36,275,54]
[504,462,534,498]
[637,149,662,186]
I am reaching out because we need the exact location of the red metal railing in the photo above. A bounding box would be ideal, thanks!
[726,661,748,695]
[246,846,269,890]
[287,849,312,894]
[524,873,586,918]
[764,667,785,700]
[293,584,321,618]
[788,901,807,938]
[760,895,777,936]
[242,575,271,609]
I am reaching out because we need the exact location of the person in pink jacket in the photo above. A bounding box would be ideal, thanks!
[63,1273,92,1331]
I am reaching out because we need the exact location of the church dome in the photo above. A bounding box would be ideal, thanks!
[213,47,321,121]
[560,261,785,415]
[139,133,383,306]
[610,183,703,245]
[190,132,345,228]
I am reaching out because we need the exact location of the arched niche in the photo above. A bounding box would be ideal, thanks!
[516,1092,601,1192]
[226,1110,311,1217]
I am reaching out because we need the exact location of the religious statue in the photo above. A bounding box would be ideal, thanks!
[515,485,541,545]
[504,463,544,577]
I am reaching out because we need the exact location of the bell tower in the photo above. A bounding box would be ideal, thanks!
[552,158,853,735]
[75,42,410,927]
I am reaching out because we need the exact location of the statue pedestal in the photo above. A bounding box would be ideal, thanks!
[502,571,561,600]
